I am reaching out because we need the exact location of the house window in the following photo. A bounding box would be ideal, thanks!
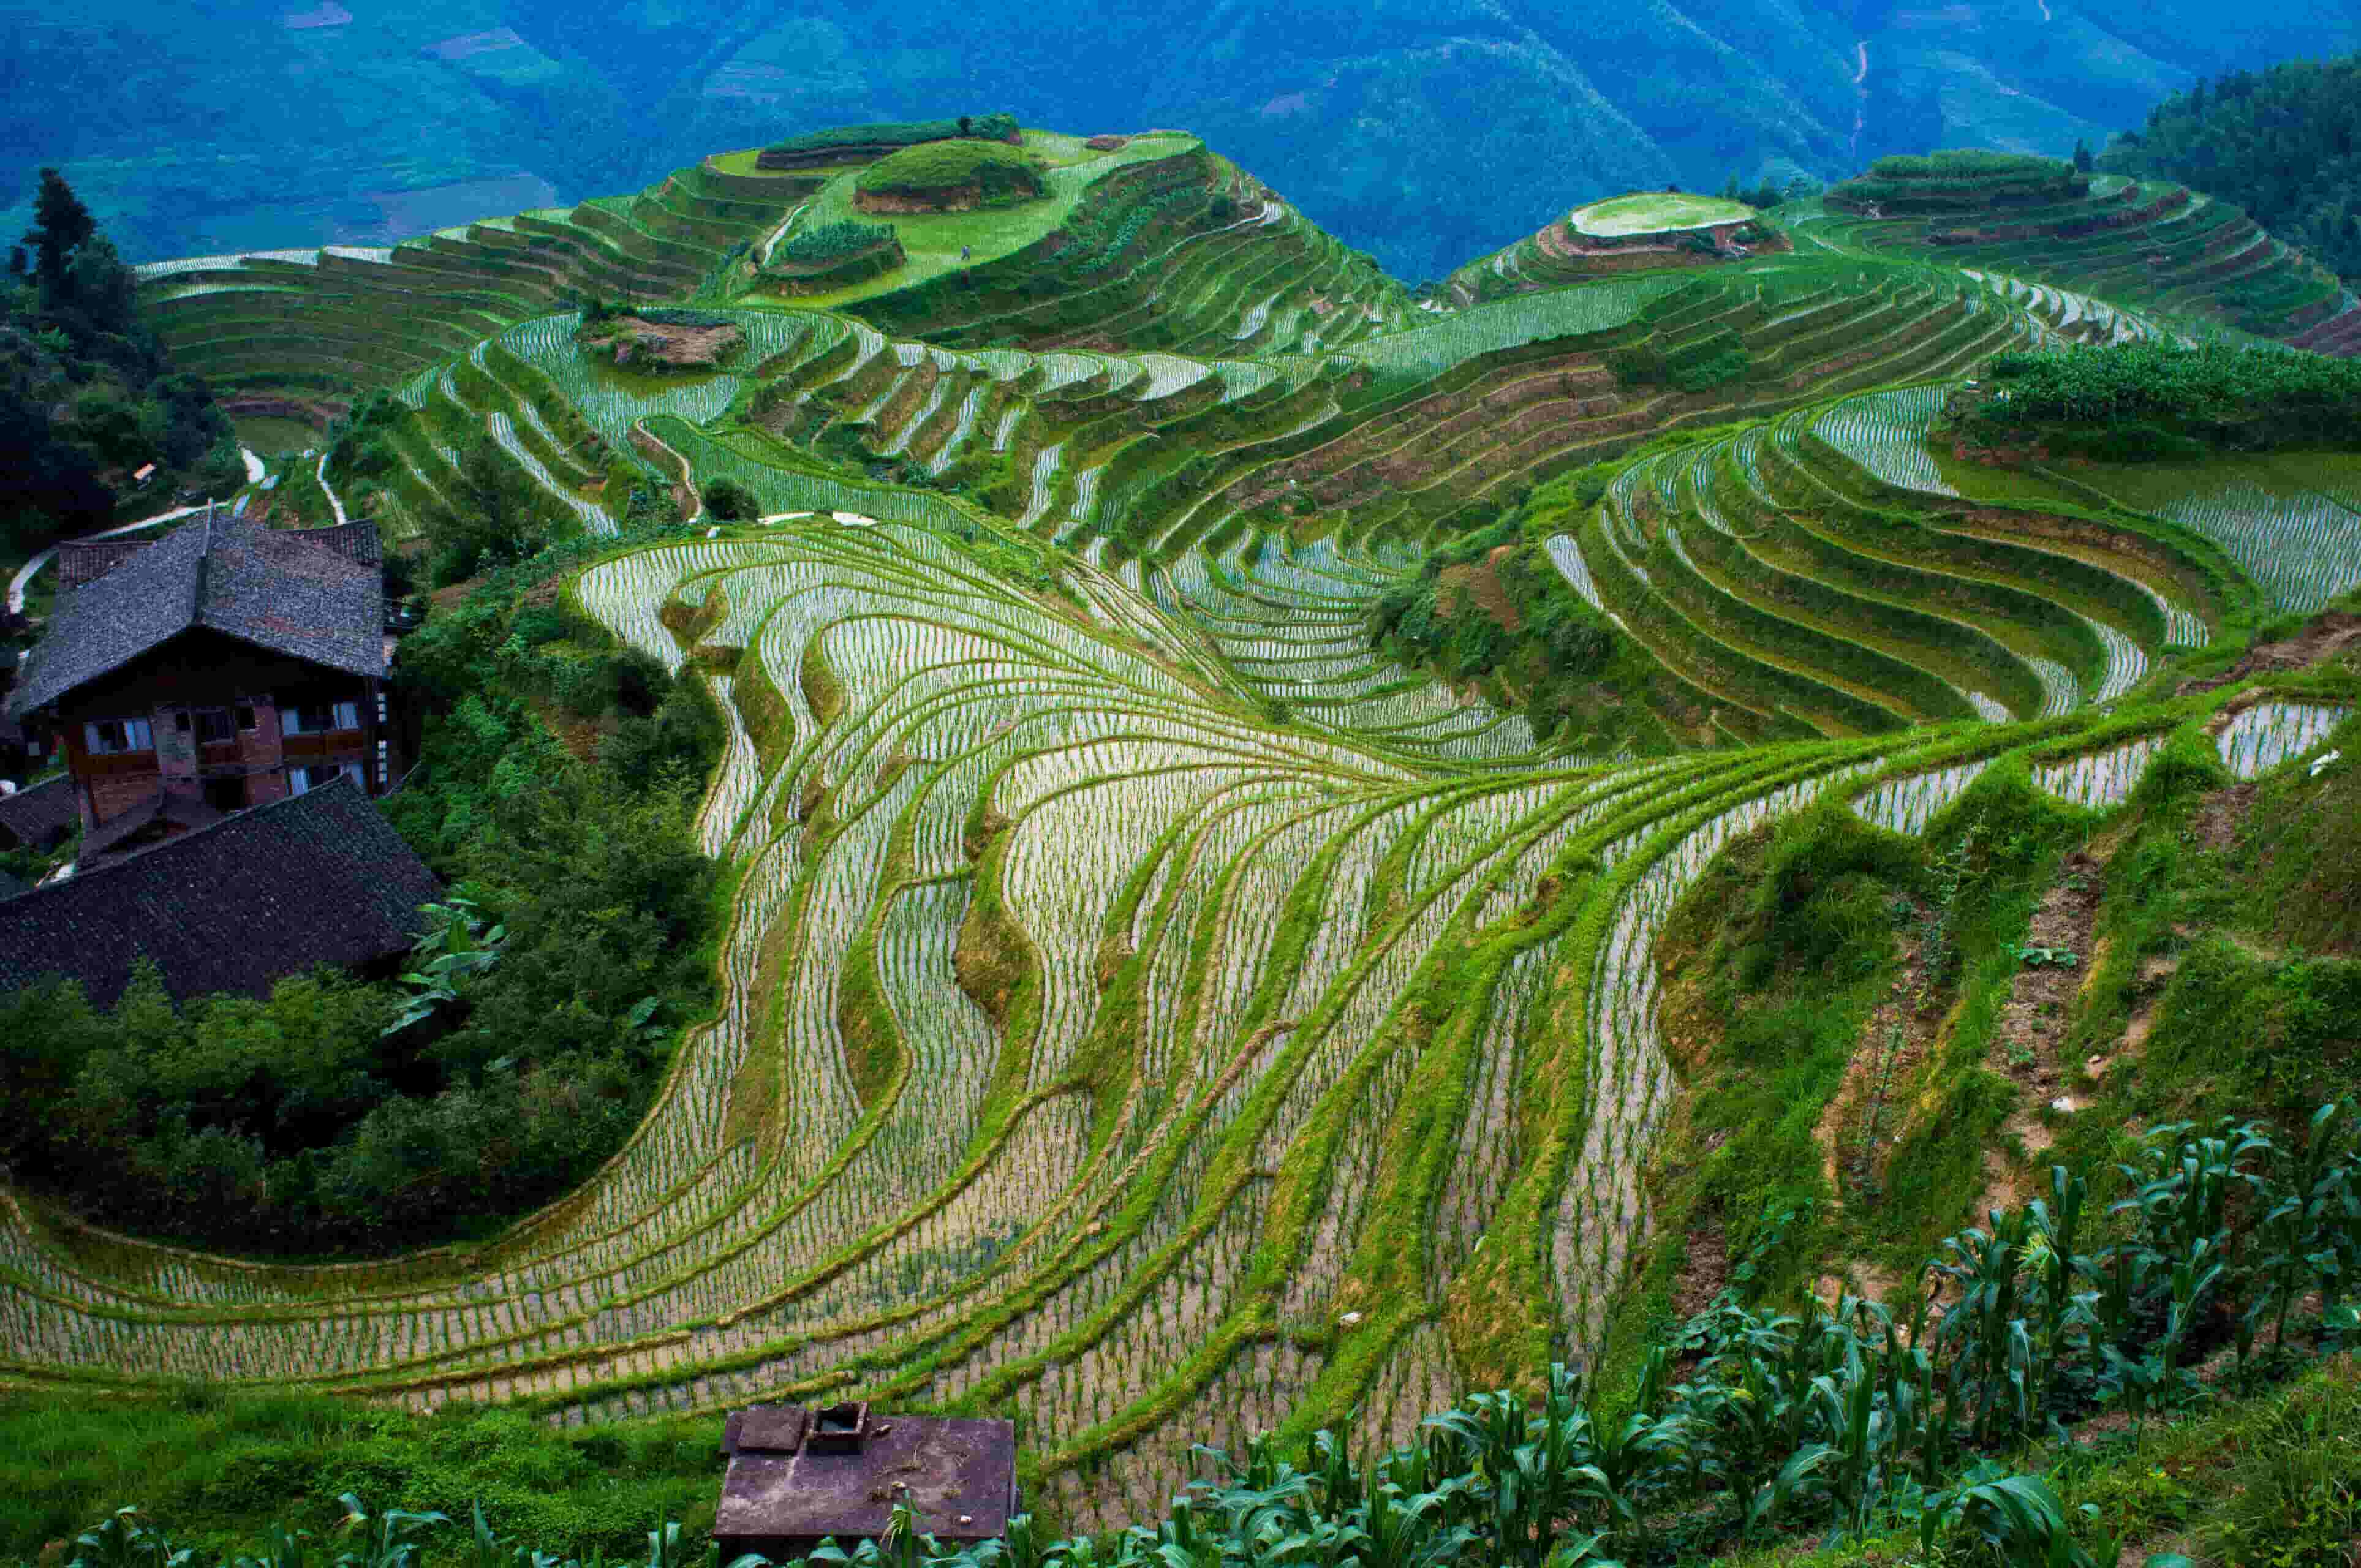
[195,709,236,745]
[284,699,361,735]
[203,776,245,813]
[83,717,154,755]
[289,761,364,794]
[236,705,257,731]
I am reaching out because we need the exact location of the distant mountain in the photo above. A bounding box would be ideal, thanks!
[10,0,2361,280]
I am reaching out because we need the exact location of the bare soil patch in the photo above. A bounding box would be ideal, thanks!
[1668,1217,1731,1323]
[1435,546,1522,633]
[2188,778,2259,853]
[2180,611,2361,694]
[429,578,485,611]
[590,317,743,371]
[856,186,983,214]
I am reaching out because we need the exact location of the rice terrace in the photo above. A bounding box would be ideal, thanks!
[6,123,2361,1552]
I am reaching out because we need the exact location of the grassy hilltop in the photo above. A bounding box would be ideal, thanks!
[4,112,2361,1568]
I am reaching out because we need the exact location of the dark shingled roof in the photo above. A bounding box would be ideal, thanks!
[78,788,226,867]
[56,537,159,590]
[6,511,385,720]
[55,519,380,592]
[0,777,440,1005]
[0,774,78,850]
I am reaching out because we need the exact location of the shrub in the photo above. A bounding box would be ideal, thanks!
[1973,342,2361,451]
[855,141,1048,202]
[765,113,1018,156]
[1832,148,2085,213]
[701,478,756,521]
[776,219,896,263]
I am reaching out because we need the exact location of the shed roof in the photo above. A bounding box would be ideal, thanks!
[0,774,78,850]
[0,777,439,1004]
[7,511,384,719]
[716,1406,1016,1548]
[78,788,225,867]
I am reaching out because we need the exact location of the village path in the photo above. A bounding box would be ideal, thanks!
[7,448,268,616]
[316,450,348,526]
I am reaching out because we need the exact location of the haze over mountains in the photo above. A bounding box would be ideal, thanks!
[10,0,2361,281]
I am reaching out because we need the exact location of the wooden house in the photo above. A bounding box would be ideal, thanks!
[4,509,396,863]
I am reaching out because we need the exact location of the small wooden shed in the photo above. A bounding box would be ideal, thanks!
[714,1403,1019,1561]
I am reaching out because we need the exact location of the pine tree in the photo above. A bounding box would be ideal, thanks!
[2072,138,2094,173]
[25,167,96,297]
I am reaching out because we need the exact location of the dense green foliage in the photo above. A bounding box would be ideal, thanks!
[416,434,572,586]
[1364,457,1732,752]
[777,219,899,264]
[767,115,1019,157]
[2099,56,2361,286]
[0,555,726,1254]
[854,142,1048,202]
[1968,344,2361,455]
[1830,151,2087,214]
[1,169,235,556]
[701,478,756,520]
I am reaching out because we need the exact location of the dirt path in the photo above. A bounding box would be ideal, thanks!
[631,420,704,522]
[1816,896,1944,1205]
[1978,848,2107,1211]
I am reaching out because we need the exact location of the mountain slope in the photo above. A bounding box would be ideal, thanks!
[2100,53,2361,287]
[3,109,2360,1545]
[14,0,2361,282]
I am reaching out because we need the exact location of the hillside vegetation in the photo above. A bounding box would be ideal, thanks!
[6,109,2361,1568]
[0,171,237,558]
[2101,55,2361,287]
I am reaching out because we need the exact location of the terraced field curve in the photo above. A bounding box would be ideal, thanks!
[23,140,2361,1529]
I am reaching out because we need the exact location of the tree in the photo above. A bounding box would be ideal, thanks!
[2072,138,2094,173]
[700,478,755,521]
[421,437,563,585]
[25,167,96,300]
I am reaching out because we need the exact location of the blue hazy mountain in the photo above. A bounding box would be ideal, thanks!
[6,0,2360,280]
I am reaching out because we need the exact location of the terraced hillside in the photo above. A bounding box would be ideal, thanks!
[1802,175,2361,353]
[135,159,827,408]
[13,140,2361,1533]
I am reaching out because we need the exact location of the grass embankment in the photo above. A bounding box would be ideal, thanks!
[0,1392,722,1559]
[1604,606,2361,1343]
